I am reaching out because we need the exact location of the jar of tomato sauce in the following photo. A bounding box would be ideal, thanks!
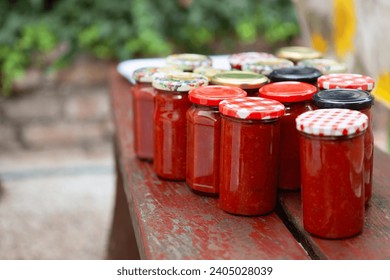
[259,81,317,190]
[312,89,375,204]
[186,86,247,195]
[131,66,181,160]
[242,57,294,77]
[276,46,322,64]
[296,109,368,238]
[268,66,322,86]
[297,58,347,74]
[166,53,212,72]
[211,71,269,96]
[152,72,208,180]
[219,97,285,215]
[228,52,275,70]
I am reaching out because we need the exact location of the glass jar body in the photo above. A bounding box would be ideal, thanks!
[186,105,221,195]
[299,132,365,238]
[154,89,191,180]
[219,116,280,215]
[132,82,155,160]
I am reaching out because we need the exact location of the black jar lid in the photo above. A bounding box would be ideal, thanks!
[313,89,374,110]
[268,66,322,84]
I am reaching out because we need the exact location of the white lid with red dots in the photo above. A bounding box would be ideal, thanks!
[219,97,285,120]
[296,109,368,137]
[318,73,375,91]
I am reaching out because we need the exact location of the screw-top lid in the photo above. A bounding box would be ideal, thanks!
[132,66,182,83]
[228,52,275,69]
[268,66,322,84]
[297,59,347,74]
[313,89,374,110]
[152,72,208,92]
[276,46,322,62]
[318,73,375,91]
[211,71,269,89]
[189,85,247,107]
[193,67,226,80]
[166,53,212,72]
[259,81,317,103]
[242,57,294,75]
[219,97,285,120]
[296,109,368,136]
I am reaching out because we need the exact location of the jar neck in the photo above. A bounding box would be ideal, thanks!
[299,130,366,140]
[221,114,279,124]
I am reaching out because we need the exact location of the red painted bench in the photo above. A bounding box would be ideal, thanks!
[106,63,390,260]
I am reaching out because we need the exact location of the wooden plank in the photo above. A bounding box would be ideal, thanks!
[279,147,390,259]
[108,64,309,260]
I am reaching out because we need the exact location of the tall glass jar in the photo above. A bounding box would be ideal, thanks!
[312,89,375,204]
[268,66,322,86]
[131,66,181,160]
[166,53,212,72]
[211,71,269,96]
[152,72,208,180]
[276,46,322,64]
[228,52,275,70]
[259,81,317,190]
[296,109,368,238]
[186,86,247,195]
[219,97,285,215]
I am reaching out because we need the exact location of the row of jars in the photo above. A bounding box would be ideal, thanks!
[130,48,375,239]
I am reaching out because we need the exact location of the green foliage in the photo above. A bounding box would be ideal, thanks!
[0,0,299,95]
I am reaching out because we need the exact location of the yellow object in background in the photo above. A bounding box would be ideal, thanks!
[333,0,356,59]
[374,72,390,106]
[311,32,328,54]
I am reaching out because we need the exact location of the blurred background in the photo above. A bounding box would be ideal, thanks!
[0,0,389,259]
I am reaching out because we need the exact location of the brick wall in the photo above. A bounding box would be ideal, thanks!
[0,56,114,152]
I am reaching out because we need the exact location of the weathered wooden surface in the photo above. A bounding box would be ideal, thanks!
[108,65,309,260]
[279,147,390,259]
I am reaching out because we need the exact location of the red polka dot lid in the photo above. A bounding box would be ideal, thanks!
[318,73,375,91]
[296,109,368,137]
[219,97,285,120]
[228,52,275,69]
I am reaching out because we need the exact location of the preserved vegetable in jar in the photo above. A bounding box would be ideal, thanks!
[186,86,247,195]
[296,109,368,238]
[259,81,317,190]
[152,72,208,180]
[219,97,285,215]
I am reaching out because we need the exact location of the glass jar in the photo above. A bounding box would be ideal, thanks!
[242,57,294,77]
[211,71,269,96]
[228,52,275,70]
[166,53,212,72]
[152,72,208,180]
[131,66,181,160]
[296,109,368,239]
[259,81,317,190]
[186,86,247,195]
[268,66,323,86]
[312,89,375,204]
[276,46,322,64]
[297,58,347,74]
[219,97,285,215]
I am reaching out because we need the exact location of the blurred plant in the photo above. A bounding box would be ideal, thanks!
[0,0,299,95]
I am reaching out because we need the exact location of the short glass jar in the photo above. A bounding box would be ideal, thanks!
[268,66,322,86]
[259,81,317,190]
[276,46,322,64]
[186,86,247,195]
[312,89,375,204]
[131,66,181,160]
[152,72,208,180]
[228,52,275,70]
[296,109,368,239]
[242,57,294,77]
[166,53,212,72]
[219,97,285,215]
[211,71,269,96]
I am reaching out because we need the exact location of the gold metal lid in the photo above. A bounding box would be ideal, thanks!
[276,46,322,62]
[211,71,269,89]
